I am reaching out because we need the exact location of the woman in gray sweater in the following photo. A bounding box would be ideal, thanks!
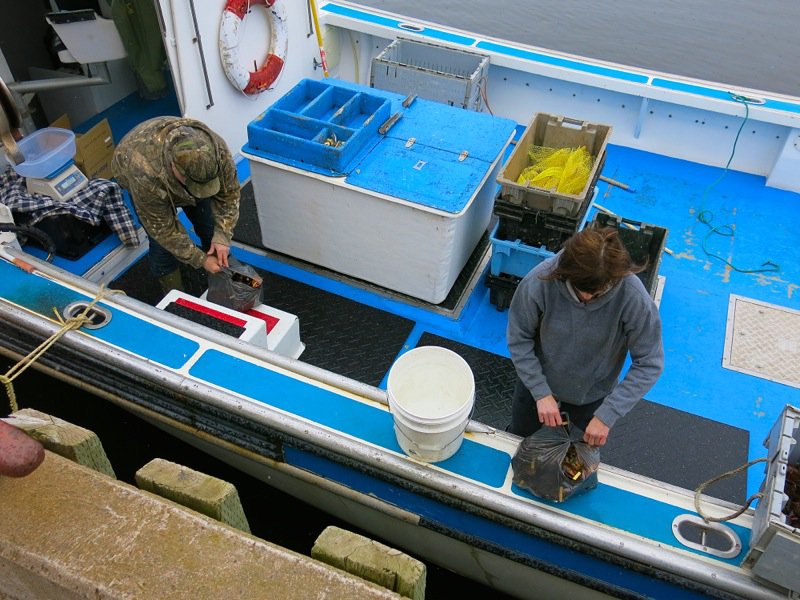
[506,226,664,446]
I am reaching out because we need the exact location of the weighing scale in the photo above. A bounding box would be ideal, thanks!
[25,160,88,202]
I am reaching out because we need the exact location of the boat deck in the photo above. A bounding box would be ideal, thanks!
[20,87,800,507]
[107,142,800,506]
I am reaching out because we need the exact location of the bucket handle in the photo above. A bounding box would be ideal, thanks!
[394,418,470,453]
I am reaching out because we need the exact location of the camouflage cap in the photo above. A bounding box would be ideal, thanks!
[167,127,221,198]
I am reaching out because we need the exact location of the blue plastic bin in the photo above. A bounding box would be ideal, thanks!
[489,220,554,277]
[245,79,391,175]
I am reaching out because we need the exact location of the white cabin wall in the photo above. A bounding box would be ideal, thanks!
[320,26,387,87]
[158,0,323,158]
[482,66,786,177]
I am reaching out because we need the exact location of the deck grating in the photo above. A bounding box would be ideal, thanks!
[260,272,415,387]
[724,295,800,389]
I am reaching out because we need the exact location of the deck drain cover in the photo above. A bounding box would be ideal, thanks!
[723,295,800,388]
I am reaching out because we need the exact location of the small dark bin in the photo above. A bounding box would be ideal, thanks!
[486,272,522,311]
[494,195,589,252]
[31,214,111,260]
[593,212,667,299]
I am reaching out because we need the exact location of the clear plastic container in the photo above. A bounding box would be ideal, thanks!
[12,127,76,178]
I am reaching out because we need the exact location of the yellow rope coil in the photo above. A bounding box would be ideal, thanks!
[2,285,120,413]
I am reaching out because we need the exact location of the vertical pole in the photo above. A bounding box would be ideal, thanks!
[308,0,329,77]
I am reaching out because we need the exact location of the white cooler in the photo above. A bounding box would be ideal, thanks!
[241,79,516,304]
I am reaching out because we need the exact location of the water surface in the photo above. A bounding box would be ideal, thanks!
[356,0,799,96]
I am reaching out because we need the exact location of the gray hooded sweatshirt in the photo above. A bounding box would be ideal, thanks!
[506,253,664,428]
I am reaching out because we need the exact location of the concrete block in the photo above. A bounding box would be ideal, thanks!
[135,458,250,533]
[11,408,115,478]
[0,452,401,599]
[312,526,426,599]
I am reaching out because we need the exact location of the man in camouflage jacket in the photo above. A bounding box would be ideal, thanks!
[112,116,240,292]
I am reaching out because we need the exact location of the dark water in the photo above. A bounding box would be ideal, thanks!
[1,356,514,599]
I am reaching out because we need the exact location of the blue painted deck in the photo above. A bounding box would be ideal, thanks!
[596,145,800,493]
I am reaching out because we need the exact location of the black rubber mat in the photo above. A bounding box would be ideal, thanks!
[602,402,749,504]
[418,333,517,430]
[260,272,414,387]
[232,180,262,248]
[111,258,209,306]
[417,333,748,503]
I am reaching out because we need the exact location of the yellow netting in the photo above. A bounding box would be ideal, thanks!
[516,145,593,194]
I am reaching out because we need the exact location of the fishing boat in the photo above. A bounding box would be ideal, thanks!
[1,1,799,598]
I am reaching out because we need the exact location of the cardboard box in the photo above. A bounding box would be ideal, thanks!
[51,114,115,180]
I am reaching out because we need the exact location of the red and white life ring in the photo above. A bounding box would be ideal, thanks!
[219,0,288,95]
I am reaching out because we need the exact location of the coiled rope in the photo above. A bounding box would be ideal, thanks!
[695,94,779,274]
[2,285,120,413]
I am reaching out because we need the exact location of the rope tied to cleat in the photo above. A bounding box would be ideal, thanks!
[2,285,121,413]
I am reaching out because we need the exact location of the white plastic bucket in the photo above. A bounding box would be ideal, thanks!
[386,346,475,462]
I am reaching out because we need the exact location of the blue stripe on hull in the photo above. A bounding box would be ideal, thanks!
[190,349,509,487]
[0,260,199,369]
[192,349,750,563]
[287,447,724,599]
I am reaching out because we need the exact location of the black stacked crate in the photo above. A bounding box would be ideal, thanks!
[486,195,591,310]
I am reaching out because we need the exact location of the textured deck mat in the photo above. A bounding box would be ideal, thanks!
[261,273,414,387]
[602,402,749,503]
[723,294,800,388]
[417,333,748,503]
[417,333,517,430]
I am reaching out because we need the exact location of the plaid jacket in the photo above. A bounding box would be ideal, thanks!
[0,168,139,247]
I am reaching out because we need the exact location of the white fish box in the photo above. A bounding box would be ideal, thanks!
[243,153,505,304]
[242,80,516,304]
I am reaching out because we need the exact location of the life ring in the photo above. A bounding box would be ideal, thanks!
[219,0,288,95]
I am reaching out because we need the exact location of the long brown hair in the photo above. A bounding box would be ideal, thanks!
[541,225,646,292]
